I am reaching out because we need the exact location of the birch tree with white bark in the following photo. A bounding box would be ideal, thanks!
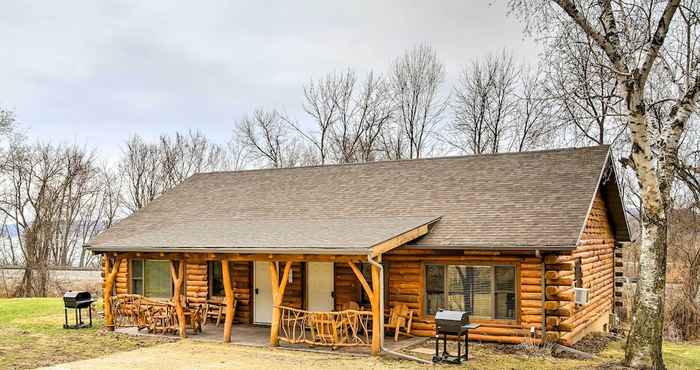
[510,1,700,368]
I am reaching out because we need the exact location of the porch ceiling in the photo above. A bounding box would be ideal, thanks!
[86,216,440,255]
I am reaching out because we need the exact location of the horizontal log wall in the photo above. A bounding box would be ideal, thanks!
[115,258,129,295]
[379,249,544,344]
[281,262,304,309]
[545,191,615,345]
[231,262,252,324]
[334,263,360,310]
[186,262,207,304]
[183,261,253,324]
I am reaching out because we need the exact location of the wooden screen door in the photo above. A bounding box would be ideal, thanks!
[253,261,273,324]
[306,262,334,312]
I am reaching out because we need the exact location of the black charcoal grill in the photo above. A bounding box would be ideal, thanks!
[432,309,480,364]
[63,291,94,329]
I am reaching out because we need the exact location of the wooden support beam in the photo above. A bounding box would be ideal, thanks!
[370,224,430,257]
[222,259,234,343]
[170,259,186,338]
[269,261,292,346]
[347,261,373,299]
[370,260,381,355]
[103,254,124,331]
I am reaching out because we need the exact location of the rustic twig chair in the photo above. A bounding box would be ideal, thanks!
[386,303,414,341]
[203,299,236,327]
[308,312,343,346]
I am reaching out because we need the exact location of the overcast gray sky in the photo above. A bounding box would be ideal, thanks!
[0,1,540,159]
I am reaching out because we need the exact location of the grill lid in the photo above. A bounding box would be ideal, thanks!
[434,310,468,322]
[63,291,92,301]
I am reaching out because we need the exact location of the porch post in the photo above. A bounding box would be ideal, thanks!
[269,260,292,346]
[103,254,123,332]
[170,259,186,338]
[347,261,380,355]
[370,259,382,355]
[222,259,235,343]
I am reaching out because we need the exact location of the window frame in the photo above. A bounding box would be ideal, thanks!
[130,259,173,299]
[422,261,519,325]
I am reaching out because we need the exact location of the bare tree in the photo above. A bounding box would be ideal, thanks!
[159,130,228,188]
[542,24,625,146]
[292,71,347,164]
[511,1,700,368]
[448,52,550,154]
[0,109,16,138]
[287,69,394,164]
[236,109,300,168]
[353,73,395,162]
[0,142,101,296]
[449,56,494,154]
[511,66,554,151]
[120,135,162,212]
[120,131,228,212]
[389,44,447,159]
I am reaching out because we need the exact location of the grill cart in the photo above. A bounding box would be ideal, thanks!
[63,291,94,329]
[432,309,480,364]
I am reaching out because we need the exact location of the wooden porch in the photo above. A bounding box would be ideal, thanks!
[114,323,421,355]
[103,253,395,355]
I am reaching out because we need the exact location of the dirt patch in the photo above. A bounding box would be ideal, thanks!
[571,333,620,355]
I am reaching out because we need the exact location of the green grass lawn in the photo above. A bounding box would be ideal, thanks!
[600,339,700,370]
[0,298,698,369]
[0,298,168,370]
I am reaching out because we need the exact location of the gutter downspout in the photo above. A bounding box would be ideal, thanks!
[367,254,431,365]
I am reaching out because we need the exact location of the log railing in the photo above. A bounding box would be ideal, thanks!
[277,306,372,347]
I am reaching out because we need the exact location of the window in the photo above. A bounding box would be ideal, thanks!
[208,261,235,297]
[425,265,445,315]
[424,264,516,321]
[131,259,172,298]
[131,259,143,295]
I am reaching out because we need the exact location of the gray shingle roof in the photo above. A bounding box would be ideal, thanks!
[86,145,629,253]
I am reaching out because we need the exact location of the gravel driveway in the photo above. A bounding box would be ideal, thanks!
[38,341,426,370]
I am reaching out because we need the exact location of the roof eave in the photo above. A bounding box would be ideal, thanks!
[84,245,372,255]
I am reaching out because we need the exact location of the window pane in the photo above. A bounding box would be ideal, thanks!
[131,259,143,295]
[210,261,225,297]
[447,266,492,317]
[425,265,445,315]
[471,267,493,317]
[132,259,143,278]
[144,260,172,298]
[446,265,467,311]
[495,266,516,320]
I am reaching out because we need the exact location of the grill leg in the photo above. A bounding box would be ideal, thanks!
[443,333,447,356]
[78,308,82,326]
[88,305,93,327]
[75,308,78,327]
[465,330,469,361]
[457,334,461,363]
[434,335,439,357]
[64,308,68,328]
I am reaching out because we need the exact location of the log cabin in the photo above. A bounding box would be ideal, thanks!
[85,145,630,354]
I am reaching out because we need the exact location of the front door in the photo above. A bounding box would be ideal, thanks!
[306,262,334,311]
[254,261,273,324]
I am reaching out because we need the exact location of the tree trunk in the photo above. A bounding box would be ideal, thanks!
[623,94,667,370]
[625,217,667,369]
